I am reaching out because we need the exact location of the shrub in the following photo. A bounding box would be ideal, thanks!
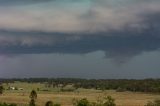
[103,96,116,106]
[45,101,61,106]
[72,96,116,106]
[73,98,90,106]
[90,95,116,106]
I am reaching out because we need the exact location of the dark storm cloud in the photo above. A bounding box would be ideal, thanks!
[0,0,160,59]
[0,11,160,60]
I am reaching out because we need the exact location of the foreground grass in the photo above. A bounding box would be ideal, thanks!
[0,90,160,106]
[1,82,160,106]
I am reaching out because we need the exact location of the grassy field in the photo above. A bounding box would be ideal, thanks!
[0,82,160,106]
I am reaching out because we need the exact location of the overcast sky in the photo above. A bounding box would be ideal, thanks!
[0,0,160,79]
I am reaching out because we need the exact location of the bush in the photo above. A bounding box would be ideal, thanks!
[72,96,116,106]
[103,96,116,106]
[91,95,116,106]
[73,98,90,106]
[45,101,61,106]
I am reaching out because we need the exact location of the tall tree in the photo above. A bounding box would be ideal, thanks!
[0,84,4,95]
[29,90,37,106]
[29,90,37,100]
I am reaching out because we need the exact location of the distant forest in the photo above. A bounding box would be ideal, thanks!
[1,78,160,93]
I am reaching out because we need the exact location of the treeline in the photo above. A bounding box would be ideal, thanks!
[1,78,160,93]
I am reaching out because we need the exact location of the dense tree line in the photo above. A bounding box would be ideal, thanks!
[1,78,160,93]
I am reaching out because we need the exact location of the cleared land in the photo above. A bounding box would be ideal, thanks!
[0,82,160,106]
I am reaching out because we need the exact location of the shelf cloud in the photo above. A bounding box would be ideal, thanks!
[0,0,160,57]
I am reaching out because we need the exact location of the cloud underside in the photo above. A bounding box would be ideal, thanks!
[0,30,160,60]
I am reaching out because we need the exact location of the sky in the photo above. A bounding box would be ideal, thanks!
[0,0,160,79]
